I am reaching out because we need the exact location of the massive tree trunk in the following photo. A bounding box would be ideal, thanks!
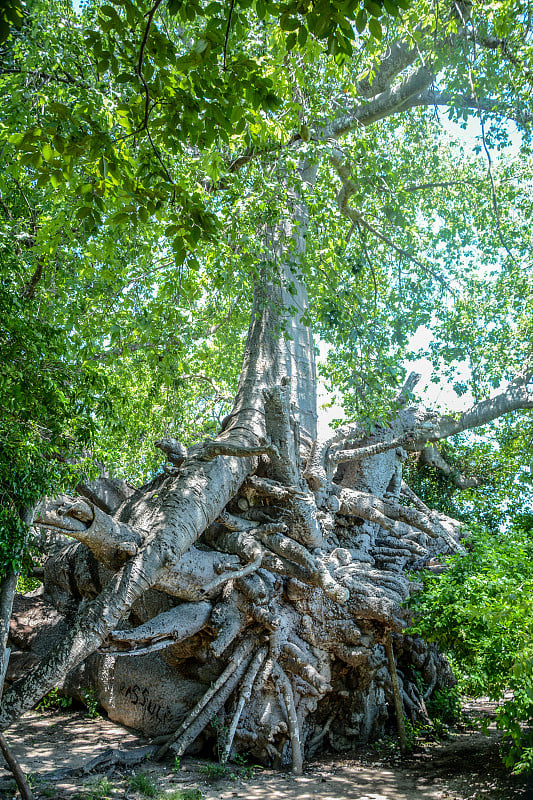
[3,10,532,773]
[6,198,532,767]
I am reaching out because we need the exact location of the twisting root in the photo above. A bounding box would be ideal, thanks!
[200,554,262,597]
[282,642,331,693]
[221,646,268,763]
[307,711,336,752]
[250,604,281,630]
[273,664,303,775]
[210,587,246,657]
[244,475,305,501]
[256,527,314,571]
[212,519,348,604]
[314,553,350,603]
[255,628,283,690]
[156,638,255,760]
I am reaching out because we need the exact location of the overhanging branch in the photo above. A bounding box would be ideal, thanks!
[410,379,533,446]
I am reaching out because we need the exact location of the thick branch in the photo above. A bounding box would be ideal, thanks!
[338,487,463,552]
[198,437,280,461]
[34,497,142,567]
[330,430,417,465]
[0,452,252,730]
[99,602,212,656]
[399,91,533,126]
[328,64,436,138]
[419,444,483,489]
[410,381,533,447]
[357,38,418,98]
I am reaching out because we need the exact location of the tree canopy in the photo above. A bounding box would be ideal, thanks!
[2,0,533,496]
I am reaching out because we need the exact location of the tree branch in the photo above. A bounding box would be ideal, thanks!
[327,64,436,138]
[330,151,450,288]
[410,380,533,446]
[398,91,533,126]
[419,444,484,489]
[357,37,419,99]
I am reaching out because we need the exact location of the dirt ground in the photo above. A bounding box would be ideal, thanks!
[0,699,531,800]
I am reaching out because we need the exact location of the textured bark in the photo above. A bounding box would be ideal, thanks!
[3,380,480,768]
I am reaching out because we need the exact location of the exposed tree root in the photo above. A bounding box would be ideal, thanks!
[155,637,256,760]
[221,646,268,763]
[273,664,303,775]
[6,376,509,769]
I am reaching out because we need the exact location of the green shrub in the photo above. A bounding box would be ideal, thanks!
[408,520,533,773]
[35,687,72,711]
[77,776,114,800]
[82,688,101,719]
[427,685,462,725]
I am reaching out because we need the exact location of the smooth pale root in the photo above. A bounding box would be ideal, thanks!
[100,602,213,655]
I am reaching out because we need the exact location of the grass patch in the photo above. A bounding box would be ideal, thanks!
[128,771,158,797]
[76,776,115,799]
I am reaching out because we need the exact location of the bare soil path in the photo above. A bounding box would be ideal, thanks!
[0,700,531,800]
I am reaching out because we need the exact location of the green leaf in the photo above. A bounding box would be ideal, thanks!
[367,16,382,38]
[280,13,299,31]
[365,0,383,17]
[355,9,367,32]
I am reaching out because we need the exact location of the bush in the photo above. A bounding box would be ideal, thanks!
[427,685,462,725]
[408,520,533,773]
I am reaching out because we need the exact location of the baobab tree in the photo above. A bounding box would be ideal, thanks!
[1,0,533,774]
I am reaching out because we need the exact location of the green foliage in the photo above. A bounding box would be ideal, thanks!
[0,0,531,494]
[77,776,115,800]
[82,688,101,719]
[426,685,462,726]
[35,687,73,711]
[2,9,533,744]
[171,756,181,773]
[408,519,533,773]
[16,572,41,593]
[0,270,108,578]
[199,761,230,781]
[0,0,25,44]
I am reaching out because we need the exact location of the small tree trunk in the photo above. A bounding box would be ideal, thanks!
[0,508,35,800]
[385,631,408,756]
[0,733,34,800]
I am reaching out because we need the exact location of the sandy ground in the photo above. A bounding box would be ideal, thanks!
[0,701,531,800]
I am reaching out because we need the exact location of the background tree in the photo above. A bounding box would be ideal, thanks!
[1,0,533,774]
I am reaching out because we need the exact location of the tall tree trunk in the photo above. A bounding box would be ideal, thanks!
[223,159,318,449]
